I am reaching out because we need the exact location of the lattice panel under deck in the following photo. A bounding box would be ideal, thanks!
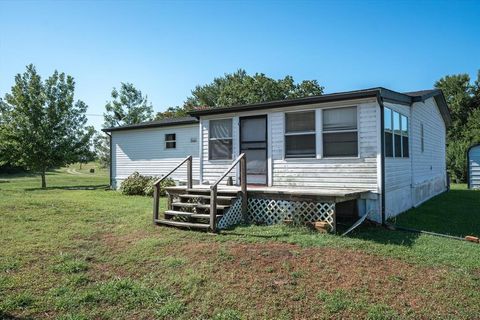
[247,198,335,230]
[218,197,336,231]
[217,198,243,230]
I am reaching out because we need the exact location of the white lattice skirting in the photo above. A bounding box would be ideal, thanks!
[218,197,335,230]
[217,197,243,229]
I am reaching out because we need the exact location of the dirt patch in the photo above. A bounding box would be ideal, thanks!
[78,230,474,318]
[152,241,460,318]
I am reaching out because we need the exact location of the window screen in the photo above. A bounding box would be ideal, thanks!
[285,111,315,133]
[209,119,232,160]
[393,112,401,157]
[285,111,316,158]
[323,107,357,131]
[323,107,358,157]
[165,133,176,149]
[401,115,409,158]
[384,108,393,157]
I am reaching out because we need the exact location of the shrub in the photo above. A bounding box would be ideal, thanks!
[121,172,175,196]
[120,172,152,196]
[144,177,175,197]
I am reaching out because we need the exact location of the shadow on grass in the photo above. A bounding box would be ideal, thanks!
[392,187,480,238]
[0,169,63,180]
[24,184,109,191]
[0,312,34,320]
[347,225,420,247]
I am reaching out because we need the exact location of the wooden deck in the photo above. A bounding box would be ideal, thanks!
[166,185,373,203]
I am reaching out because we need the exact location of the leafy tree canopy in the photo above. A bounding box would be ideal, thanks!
[93,132,110,168]
[104,82,154,127]
[435,70,480,182]
[156,69,324,119]
[0,64,95,188]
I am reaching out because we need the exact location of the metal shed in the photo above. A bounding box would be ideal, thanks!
[468,144,480,189]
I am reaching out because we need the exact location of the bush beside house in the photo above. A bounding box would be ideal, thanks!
[120,172,175,196]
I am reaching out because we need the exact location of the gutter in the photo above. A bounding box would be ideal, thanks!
[376,93,386,225]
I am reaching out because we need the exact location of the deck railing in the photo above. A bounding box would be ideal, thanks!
[152,155,193,222]
[210,153,247,231]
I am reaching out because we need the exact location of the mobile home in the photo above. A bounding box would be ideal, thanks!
[105,87,451,232]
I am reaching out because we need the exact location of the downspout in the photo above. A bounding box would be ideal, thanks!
[105,132,113,189]
[376,93,386,225]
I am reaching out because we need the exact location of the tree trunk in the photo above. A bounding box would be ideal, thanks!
[41,171,46,189]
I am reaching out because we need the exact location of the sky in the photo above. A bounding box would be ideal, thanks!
[1,0,479,131]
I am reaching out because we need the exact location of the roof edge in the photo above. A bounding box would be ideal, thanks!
[101,118,199,133]
[189,88,383,117]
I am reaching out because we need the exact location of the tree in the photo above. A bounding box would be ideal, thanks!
[103,83,154,127]
[435,70,480,182]
[0,64,95,188]
[156,69,324,119]
[93,131,110,168]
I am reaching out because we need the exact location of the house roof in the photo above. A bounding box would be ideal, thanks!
[189,87,452,126]
[101,116,198,133]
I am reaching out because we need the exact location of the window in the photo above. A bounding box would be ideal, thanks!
[323,107,358,157]
[421,123,424,153]
[384,108,393,157]
[285,111,316,158]
[384,107,409,158]
[401,115,409,157]
[209,119,232,160]
[165,133,176,149]
[393,112,401,157]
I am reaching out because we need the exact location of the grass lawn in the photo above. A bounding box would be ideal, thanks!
[1,166,479,319]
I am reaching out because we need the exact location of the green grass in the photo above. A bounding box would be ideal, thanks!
[1,166,479,319]
[392,184,480,237]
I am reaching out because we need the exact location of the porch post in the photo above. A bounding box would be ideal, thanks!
[240,155,248,222]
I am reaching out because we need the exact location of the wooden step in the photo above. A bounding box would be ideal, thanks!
[178,194,236,202]
[185,188,240,195]
[164,210,223,220]
[164,210,193,217]
[171,202,230,210]
[154,218,210,230]
[191,213,223,219]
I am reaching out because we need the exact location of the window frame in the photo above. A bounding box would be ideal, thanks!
[421,122,424,153]
[208,118,233,161]
[165,133,176,149]
[284,110,317,159]
[384,107,409,159]
[401,115,409,158]
[322,106,359,158]
[384,108,394,157]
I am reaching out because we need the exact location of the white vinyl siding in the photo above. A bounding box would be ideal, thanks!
[271,101,379,190]
[384,97,448,217]
[200,98,379,190]
[410,97,447,204]
[111,125,200,188]
[384,103,413,217]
